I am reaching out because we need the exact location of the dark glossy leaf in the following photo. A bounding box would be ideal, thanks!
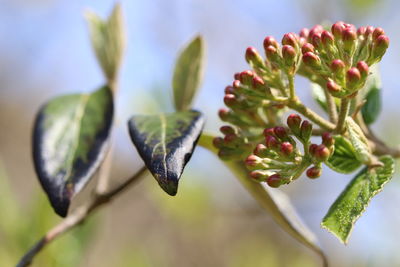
[322,155,394,244]
[326,136,362,174]
[85,4,126,83]
[362,87,381,125]
[33,86,113,217]
[128,110,205,195]
[172,36,204,111]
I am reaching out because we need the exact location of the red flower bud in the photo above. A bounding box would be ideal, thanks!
[250,170,268,181]
[372,35,389,59]
[234,73,241,80]
[245,47,264,67]
[252,76,265,90]
[263,36,279,50]
[346,67,361,87]
[311,33,322,48]
[322,132,334,147]
[213,137,224,148]
[306,166,322,179]
[309,144,318,155]
[330,59,345,73]
[232,80,241,89]
[280,142,294,156]
[282,45,297,66]
[282,32,299,47]
[253,144,268,157]
[302,52,321,68]
[372,27,385,40]
[225,86,234,94]
[267,174,282,188]
[300,120,312,141]
[301,43,314,54]
[309,25,323,41]
[287,113,302,133]
[224,133,238,143]
[342,28,357,52]
[265,135,279,149]
[220,125,235,135]
[299,28,310,39]
[239,70,254,85]
[224,94,238,107]
[263,127,275,136]
[356,61,369,78]
[218,108,230,121]
[321,30,334,46]
[265,45,281,65]
[331,21,345,39]
[326,80,341,94]
[315,144,330,161]
[245,154,261,167]
[274,126,287,139]
[357,26,366,36]
[365,26,374,37]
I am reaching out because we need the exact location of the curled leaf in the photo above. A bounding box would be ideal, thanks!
[345,117,372,164]
[33,86,114,217]
[128,110,205,195]
[326,136,362,174]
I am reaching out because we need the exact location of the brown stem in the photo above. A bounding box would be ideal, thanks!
[17,166,148,267]
[335,97,350,134]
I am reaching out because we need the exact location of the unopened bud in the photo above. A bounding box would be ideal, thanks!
[357,26,366,36]
[274,126,287,139]
[265,45,281,65]
[301,43,314,54]
[311,33,322,48]
[365,26,374,38]
[245,47,265,68]
[300,120,312,141]
[280,142,294,156]
[306,166,322,179]
[265,135,279,149]
[321,30,334,46]
[346,67,361,89]
[356,61,369,78]
[309,144,318,155]
[263,36,279,50]
[330,59,346,78]
[302,52,321,68]
[342,28,357,53]
[213,137,224,148]
[232,80,241,89]
[245,154,262,167]
[263,127,275,136]
[267,174,282,188]
[309,25,323,41]
[287,113,302,134]
[253,144,269,157]
[224,94,239,107]
[225,86,235,94]
[234,73,241,80]
[282,32,299,47]
[250,170,268,181]
[322,132,334,147]
[314,144,330,161]
[326,80,341,94]
[331,21,345,39]
[299,28,310,39]
[282,45,297,67]
[218,108,230,121]
[224,133,238,144]
[372,27,385,40]
[252,76,265,90]
[372,35,389,60]
[239,70,254,85]
[220,125,235,135]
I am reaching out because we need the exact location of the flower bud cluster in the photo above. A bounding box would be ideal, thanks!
[299,22,389,97]
[244,114,335,188]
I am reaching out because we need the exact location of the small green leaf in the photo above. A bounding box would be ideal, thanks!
[172,36,205,111]
[128,111,205,195]
[345,117,372,164]
[362,87,381,125]
[321,155,394,244]
[85,3,126,83]
[33,86,114,217]
[198,133,327,265]
[326,136,362,173]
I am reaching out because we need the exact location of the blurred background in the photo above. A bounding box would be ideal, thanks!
[1,0,400,266]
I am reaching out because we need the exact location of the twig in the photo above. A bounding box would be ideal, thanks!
[17,166,148,267]
[323,87,338,123]
[335,97,350,134]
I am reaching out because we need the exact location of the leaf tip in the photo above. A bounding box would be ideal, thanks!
[158,179,179,196]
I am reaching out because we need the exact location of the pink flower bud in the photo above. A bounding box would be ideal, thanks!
[300,120,312,141]
[306,166,322,179]
[326,80,341,94]
[234,73,241,80]
[372,35,389,59]
[309,144,318,155]
[253,144,268,157]
[245,154,261,167]
[267,174,282,188]
[302,52,321,68]
[330,59,345,72]
[287,113,302,133]
[263,36,279,50]
[282,32,299,47]
[218,108,230,121]
[331,21,345,39]
[299,28,310,39]
[232,80,241,89]
[356,61,369,78]
[224,86,234,94]
[280,142,294,156]
[265,45,281,65]
[224,133,238,143]
[220,125,235,135]
[309,25,323,41]
[250,170,268,181]
[365,26,374,37]
[311,33,322,48]
[245,47,264,67]
[282,45,297,66]
[263,127,275,136]
[357,26,366,36]
[239,70,254,85]
[301,43,314,54]
[322,132,334,147]
[315,144,330,161]
[274,126,287,139]
[342,28,357,52]
[252,76,265,90]
[213,137,224,148]
[372,27,385,40]
[346,67,361,87]
[224,94,238,107]
[265,135,279,149]
[321,30,334,46]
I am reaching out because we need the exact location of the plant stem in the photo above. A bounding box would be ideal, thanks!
[288,100,335,131]
[324,88,338,123]
[335,97,351,134]
[288,75,295,100]
[17,166,148,267]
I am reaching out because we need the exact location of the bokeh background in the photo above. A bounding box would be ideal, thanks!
[1,0,400,266]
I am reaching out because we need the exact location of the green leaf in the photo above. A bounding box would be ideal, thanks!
[85,3,126,83]
[128,110,205,195]
[172,36,205,111]
[345,117,372,164]
[33,86,114,217]
[326,136,362,173]
[198,133,327,265]
[362,87,381,125]
[322,155,395,244]
[310,82,340,112]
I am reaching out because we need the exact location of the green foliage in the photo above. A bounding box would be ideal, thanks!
[85,4,126,83]
[362,87,381,125]
[345,117,372,164]
[33,85,113,217]
[172,36,204,111]
[128,111,205,195]
[326,136,362,173]
[321,155,394,243]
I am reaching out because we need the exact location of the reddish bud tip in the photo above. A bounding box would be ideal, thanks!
[342,28,357,42]
[254,144,268,157]
[309,144,318,155]
[224,94,238,107]
[280,142,294,156]
[357,26,366,36]
[267,174,282,188]
[287,113,302,132]
[234,73,241,80]
[245,47,263,66]
[301,43,314,54]
[282,45,297,66]
[326,80,341,93]
[372,27,385,40]
[263,127,275,136]
[265,135,279,149]
[212,137,224,148]
[346,67,361,85]
[315,144,330,161]
[306,166,322,179]
[252,76,265,89]
[322,132,334,147]
[373,35,389,57]
[300,120,312,140]
[232,80,241,89]
[218,108,230,120]
[274,126,287,139]
[282,32,299,47]
[245,154,261,167]
[250,170,267,181]
[302,52,320,67]
[225,86,235,94]
[356,61,369,78]
[331,21,345,39]
[309,24,323,40]
[321,30,334,46]
[263,36,279,50]
[224,133,237,143]
[220,125,235,135]
[299,28,310,38]
[365,26,375,37]
[330,59,346,73]
[239,70,254,85]
[311,33,322,48]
